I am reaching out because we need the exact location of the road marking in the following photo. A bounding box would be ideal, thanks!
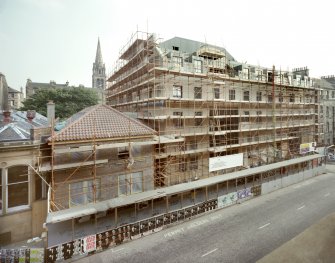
[201,248,218,257]
[324,193,330,197]
[258,223,270,229]
[297,205,305,210]
[164,227,185,238]
[111,248,125,253]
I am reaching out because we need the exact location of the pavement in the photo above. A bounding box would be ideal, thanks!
[257,212,335,263]
[258,164,335,263]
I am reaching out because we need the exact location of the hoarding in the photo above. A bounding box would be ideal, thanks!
[209,153,243,172]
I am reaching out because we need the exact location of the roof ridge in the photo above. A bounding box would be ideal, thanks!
[102,104,156,133]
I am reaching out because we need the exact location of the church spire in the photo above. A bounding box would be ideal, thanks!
[95,38,103,64]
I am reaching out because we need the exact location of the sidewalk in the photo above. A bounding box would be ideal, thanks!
[257,212,335,263]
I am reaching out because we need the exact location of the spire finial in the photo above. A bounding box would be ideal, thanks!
[95,38,103,64]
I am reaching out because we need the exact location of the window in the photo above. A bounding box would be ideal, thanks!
[268,94,273,103]
[256,91,262,101]
[332,91,335,98]
[173,112,184,128]
[189,156,198,170]
[194,87,202,99]
[118,172,143,196]
[279,93,283,103]
[242,111,250,122]
[194,111,202,127]
[173,86,182,98]
[189,141,198,150]
[70,179,100,207]
[243,91,250,101]
[229,90,235,100]
[118,147,129,159]
[214,88,220,99]
[194,60,202,73]
[289,93,295,103]
[0,172,2,212]
[172,56,182,68]
[179,161,187,172]
[173,46,179,51]
[7,166,29,211]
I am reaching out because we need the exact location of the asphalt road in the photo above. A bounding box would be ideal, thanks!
[75,168,335,263]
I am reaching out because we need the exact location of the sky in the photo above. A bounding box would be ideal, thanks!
[0,0,334,93]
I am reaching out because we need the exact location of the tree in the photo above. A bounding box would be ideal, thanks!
[20,87,99,119]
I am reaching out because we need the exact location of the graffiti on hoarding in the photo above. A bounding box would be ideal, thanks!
[237,188,252,199]
[218,192,237,208]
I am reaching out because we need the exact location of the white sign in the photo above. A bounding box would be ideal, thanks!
[82,235,96,253]
[209,153,243,172]
[299,142,316,154]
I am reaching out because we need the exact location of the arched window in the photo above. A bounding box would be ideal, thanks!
[6,165,29,212]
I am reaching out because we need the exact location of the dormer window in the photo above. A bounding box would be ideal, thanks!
[173,46,179,51]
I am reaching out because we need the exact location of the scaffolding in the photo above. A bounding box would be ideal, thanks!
[106,31,317,187]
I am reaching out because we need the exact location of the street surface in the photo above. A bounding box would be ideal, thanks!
[75,167,335,263]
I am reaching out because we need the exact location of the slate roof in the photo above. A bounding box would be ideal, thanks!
[13,111,48,127]
[0,111,48,141]
[50,105,156,142]
[159,36,236,62]
[8,87,21,93]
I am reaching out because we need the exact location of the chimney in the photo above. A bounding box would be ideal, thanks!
[26,110,36,123]
[47,100,55,126]
[3,110,11,123]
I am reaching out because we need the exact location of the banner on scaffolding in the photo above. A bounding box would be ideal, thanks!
[209,153,243,172]
[300,142,316,154]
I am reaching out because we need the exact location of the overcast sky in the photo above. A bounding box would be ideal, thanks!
[0,0,334,92]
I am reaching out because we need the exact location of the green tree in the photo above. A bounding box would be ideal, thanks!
[20,87,99,119]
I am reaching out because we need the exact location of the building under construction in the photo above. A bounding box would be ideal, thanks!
[106,31,322,187]
[43,32,325,261]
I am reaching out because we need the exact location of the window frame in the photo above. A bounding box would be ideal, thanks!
[194,87,202,99]
[118,172,143,196]
[172,85,182,98]
[243,90,250,101]
[214,88,220,99]
[229,89,236,100]
[4,165,30,213]
[69,179,101,207]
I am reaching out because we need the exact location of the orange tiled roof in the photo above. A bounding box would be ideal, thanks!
[50,105,156,142]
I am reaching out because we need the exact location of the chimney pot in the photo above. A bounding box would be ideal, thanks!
[26,110,36,123]
[3,110,11,123]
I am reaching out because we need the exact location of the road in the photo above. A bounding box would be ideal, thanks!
[75,168,335,263]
